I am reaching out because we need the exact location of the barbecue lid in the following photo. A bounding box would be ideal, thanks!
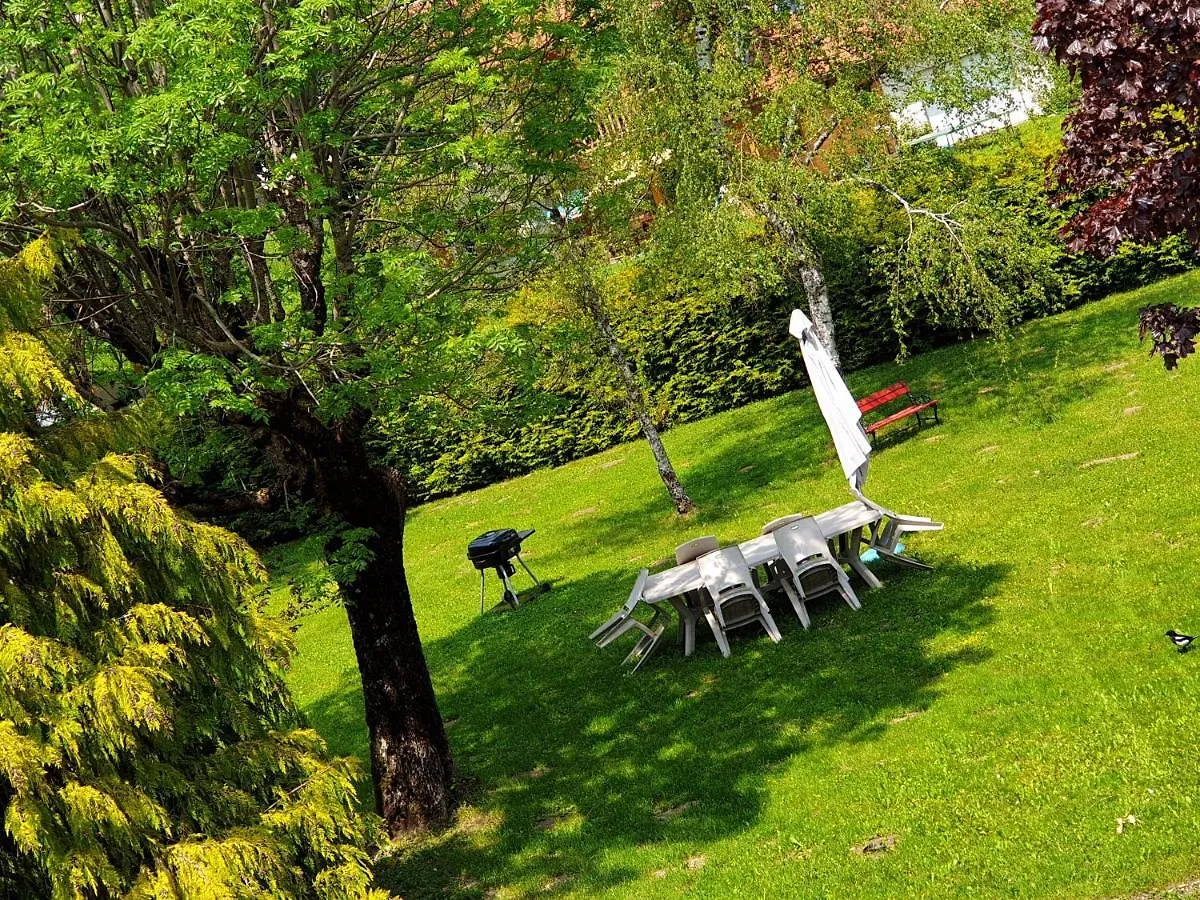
[467,529,520,556]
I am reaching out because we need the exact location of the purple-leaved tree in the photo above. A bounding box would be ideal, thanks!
[1034,0,1200,367]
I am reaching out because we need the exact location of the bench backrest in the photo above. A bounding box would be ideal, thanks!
[857,382,910,415]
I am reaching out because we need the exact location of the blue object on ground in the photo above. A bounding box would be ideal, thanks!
[861,542,905,564]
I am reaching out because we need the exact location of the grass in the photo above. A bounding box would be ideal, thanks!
[267,272,1200,899]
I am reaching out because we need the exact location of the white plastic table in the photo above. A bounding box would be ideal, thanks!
[643,500,884,604]
[640,501,885,657]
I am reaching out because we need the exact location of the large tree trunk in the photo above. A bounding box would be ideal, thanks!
[269,398,455,835]
[575,271,695,515]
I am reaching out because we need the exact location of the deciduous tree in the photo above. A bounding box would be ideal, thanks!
[0,0,587,832]
[593,0,1043,366]
[512,237,699,514]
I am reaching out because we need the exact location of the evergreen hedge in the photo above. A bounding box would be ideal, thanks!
[382,124,1196,502]
[152,122,1197,520]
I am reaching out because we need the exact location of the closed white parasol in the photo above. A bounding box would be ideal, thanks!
[788,309,871,491]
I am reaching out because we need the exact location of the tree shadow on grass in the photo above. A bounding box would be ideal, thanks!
[540,396,839,567]
[667,394,836,505]
[549,295,1146,565]
[304,557,1008,898]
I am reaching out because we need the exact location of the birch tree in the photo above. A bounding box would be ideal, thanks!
[594,0,1043,365]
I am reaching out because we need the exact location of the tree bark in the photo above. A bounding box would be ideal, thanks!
[694,15,713,74]
[575,270,695,515]
[240,235,285,324]
[288,225,327,335]
[756,202,842,369]
[268,398,455,835]
[799,262,841,370]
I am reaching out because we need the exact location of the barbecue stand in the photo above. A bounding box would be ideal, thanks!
[467,528,542,612]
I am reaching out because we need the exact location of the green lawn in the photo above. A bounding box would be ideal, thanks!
[268,273,1200,899]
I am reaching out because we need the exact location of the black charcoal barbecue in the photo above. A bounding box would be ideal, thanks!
[466,528,541,612]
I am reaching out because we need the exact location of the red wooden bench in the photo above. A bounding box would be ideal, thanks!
[856,382,940,443]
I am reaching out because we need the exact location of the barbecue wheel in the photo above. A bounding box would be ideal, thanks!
[502,590,519,609]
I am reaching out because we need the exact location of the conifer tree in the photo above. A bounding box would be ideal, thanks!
[0,238,386,898]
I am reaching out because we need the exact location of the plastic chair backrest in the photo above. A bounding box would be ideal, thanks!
[696,546,754,598]
[773,517,833,568]
[676,535,719,564]
[761,514,805,536]
[626,568,650,610]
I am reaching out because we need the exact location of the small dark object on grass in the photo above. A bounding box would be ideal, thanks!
[853,834,897,856]
[1166,630,1194,653]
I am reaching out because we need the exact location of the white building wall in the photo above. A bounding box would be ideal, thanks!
[884,55,1050,148]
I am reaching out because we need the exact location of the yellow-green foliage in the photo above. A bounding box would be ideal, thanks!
[0,240,81,432]
[0,241,387,898]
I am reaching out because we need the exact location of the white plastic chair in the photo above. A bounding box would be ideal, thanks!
[672,536,718,656]
[757,515,812,596]
[696,547,782,657]
[590,569,667,671]
[771,517,861,628]
[676,535,719,563]
[853,488,942,571]
[590,569,650,644]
